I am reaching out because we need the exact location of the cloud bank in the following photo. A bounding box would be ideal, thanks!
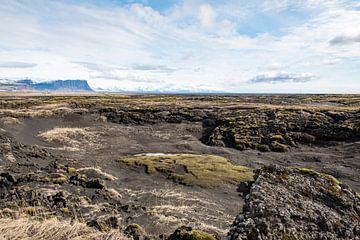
[0,61,37,68]
[250,72,316,84]
[330,33,360,45]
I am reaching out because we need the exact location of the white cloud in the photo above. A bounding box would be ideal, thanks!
[198,4,217,28]
[322,58,342,65]
[249,72,316,83]
[0,0,359,93]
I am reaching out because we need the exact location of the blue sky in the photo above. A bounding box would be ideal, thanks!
[0,0,359,93]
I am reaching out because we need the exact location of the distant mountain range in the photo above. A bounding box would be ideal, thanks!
[0,79,225,94]
[94,86,224,94]
[0,79,93,92]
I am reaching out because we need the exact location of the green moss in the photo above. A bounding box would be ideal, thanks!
[75,174,88,182]
[168,226,220,240]
[119,154,253,187]
[322,173,340,185]
[53,177,67,184]
[67,167,77,174]
[292,167,340,185]
[295,167,317,175]
[48,173,68,184]
[60,207,69,214]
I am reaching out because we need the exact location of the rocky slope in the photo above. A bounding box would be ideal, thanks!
[228,165,360,240]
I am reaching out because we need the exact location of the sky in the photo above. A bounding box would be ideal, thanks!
[0,0,359,93]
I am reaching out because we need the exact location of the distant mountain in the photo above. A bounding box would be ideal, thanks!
[32,80,93,92]
[0,79,93,92]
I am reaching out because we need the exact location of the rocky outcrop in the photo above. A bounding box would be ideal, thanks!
[228,165,360,240]
[99,107,360,152]
[207,109,360,152]
[168,226,220,240]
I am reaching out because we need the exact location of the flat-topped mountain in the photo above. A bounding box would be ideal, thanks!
[0,79,93,92]
[32,80,93,92]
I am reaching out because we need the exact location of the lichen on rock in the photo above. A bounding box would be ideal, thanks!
[228,165,360,240]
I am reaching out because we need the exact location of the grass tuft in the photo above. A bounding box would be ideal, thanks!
[0,217,129,240]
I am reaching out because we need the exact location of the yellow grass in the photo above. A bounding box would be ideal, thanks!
[38,127,97,151]
[0,218,128,240]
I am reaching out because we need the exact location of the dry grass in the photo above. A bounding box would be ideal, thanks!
[1,94,359,113]
[0,218,128,240]
[0,117,23,126]
[77,167,117,181]
[130,187,234,235]
[38,127,97,151]
[119,154,253,187]
[0,142,16,162]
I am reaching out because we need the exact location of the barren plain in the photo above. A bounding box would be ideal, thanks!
[0,93,359,239]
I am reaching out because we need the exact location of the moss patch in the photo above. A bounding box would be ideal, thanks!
[119,154,253,187]
[47,173,68,185]
[124,223,146,240]
[67,167,77,174]
[293,167,340,185]
[168,226,220,240]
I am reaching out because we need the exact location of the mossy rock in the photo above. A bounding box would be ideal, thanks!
[269,141,289,152]
[48,173,68,184]
[168,226,220,240]
[293,167,340,185]
[269,134,286,143]
[257,144,270,152]
[70,174,105,189]
[119,154,253,187]
[67,167,77,174]
[85,178,105,189]
[124,223,146,240]
[72,173,88,182]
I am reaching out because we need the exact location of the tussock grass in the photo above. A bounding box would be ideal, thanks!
[119,154,253,187]
[38,127,97,151]
[0,218,128,240]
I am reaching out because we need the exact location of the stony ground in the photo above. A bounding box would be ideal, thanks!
[0,93,359,239]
